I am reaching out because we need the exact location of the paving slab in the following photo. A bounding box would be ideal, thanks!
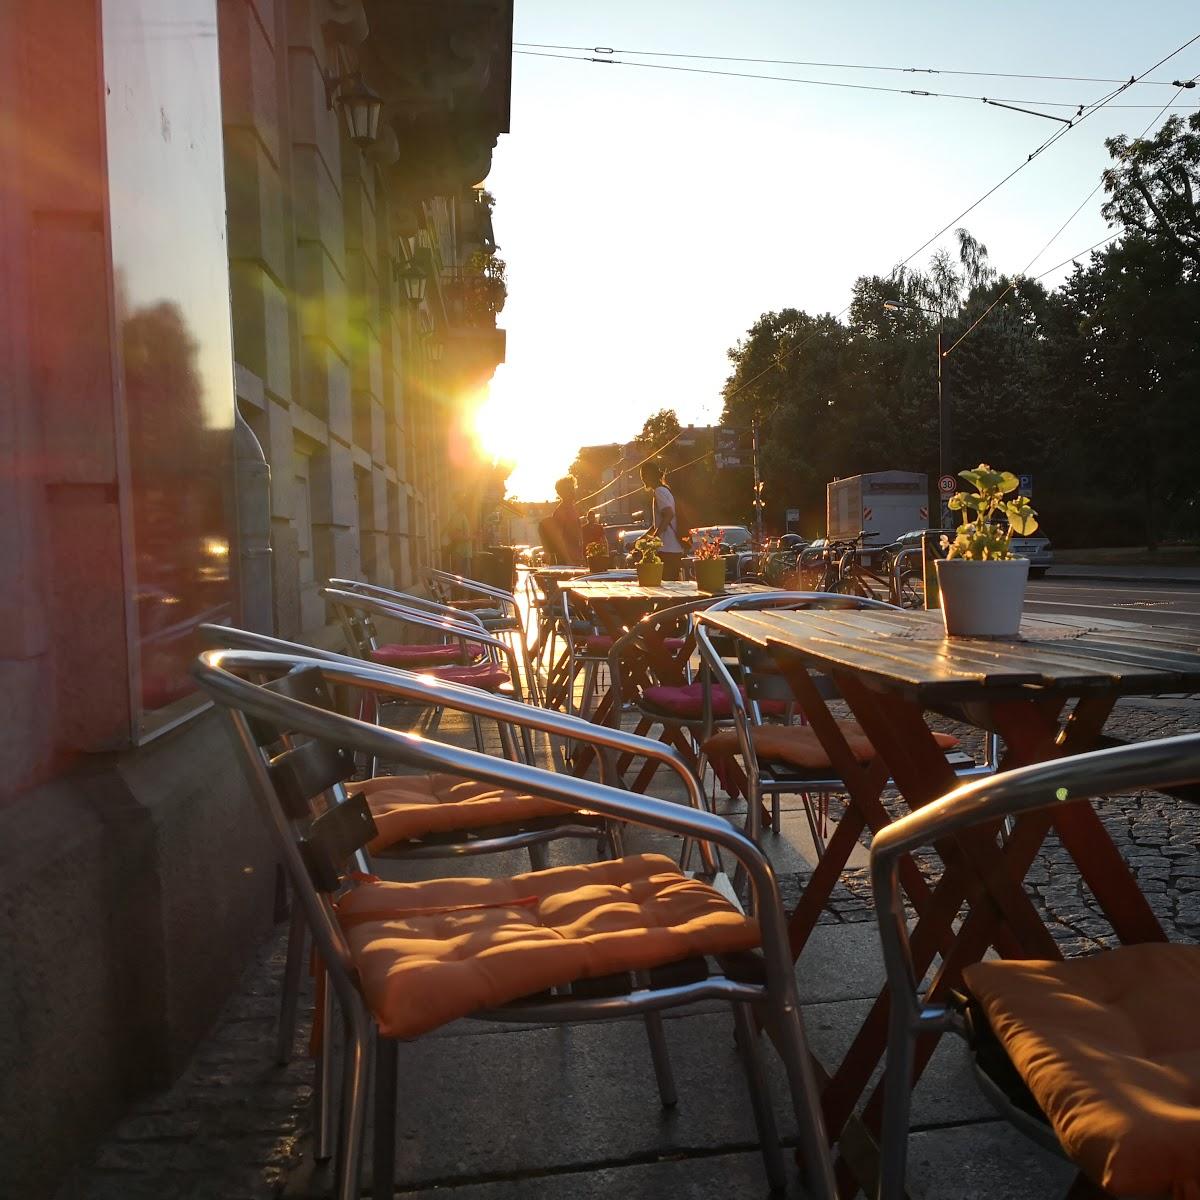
[906,1119,1075,1199]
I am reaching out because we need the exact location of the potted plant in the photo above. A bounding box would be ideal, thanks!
[692,531,727,593]
[585,539,611,573]
[634,534,664,587]
[936,464,1039,637]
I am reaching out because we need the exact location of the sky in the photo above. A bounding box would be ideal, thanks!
[472,1,1200,500]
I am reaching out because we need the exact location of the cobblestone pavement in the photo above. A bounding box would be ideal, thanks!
[61,693,1197,1200]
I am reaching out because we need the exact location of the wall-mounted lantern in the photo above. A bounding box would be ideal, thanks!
[324,68,383,149]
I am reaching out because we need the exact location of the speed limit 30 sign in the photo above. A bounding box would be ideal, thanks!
[937,474,957,497]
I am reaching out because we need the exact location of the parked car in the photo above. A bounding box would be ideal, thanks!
[617,529,649,565]
[888,526,1053,577]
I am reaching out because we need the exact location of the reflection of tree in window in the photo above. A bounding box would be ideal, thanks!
[122,301,233,710]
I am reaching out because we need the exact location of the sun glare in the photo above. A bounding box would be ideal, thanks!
[472,366,579,500]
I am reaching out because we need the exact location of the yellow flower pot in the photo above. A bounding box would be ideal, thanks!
[637,559,663,587]
[694,557,727,594]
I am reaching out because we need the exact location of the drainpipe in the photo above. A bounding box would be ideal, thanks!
[234,411,274,633]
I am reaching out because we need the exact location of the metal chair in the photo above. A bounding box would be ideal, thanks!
[871,732,1200,1200]
[323,587,526,759]
[555,570,641,718]
[428,568,541,704]
[198,623,722,1167]
[193,648,838,1200]
[693,592,997,844]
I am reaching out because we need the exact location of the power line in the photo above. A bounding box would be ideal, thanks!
[593,448,717,512]
[941,74,1195,356]
[576,430,685,506]
[719,32,1200,405]
[512,49,1200,112]
[514,41,1187,88]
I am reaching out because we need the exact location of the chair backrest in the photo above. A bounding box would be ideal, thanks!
[696,592,897,725]
[328,579,488,630]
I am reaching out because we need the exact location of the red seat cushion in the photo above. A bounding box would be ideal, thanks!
[334,853,761,1039]
[641,680,786,720]
[371,642,483,668]
[426,663,510,691]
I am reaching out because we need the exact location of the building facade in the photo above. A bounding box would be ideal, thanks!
[0,1,511,1193]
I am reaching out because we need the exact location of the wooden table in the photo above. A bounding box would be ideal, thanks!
[698,605,1200,1198]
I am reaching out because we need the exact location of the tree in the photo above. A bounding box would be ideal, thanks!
[1103,113,1200,270]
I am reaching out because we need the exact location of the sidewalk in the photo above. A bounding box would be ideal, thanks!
[60,694,1200,1200]
[1046,563,1200,585]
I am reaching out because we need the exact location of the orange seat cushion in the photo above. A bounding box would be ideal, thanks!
[701,719,959,769]
[348,773,575,848]
[335,853,760,1039]
[964,944,1200,1199]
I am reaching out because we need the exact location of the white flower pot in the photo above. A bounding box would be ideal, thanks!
[934,557,1030,638]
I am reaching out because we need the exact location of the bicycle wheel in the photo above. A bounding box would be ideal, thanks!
[833,571,871,598]
[896,568,924,609]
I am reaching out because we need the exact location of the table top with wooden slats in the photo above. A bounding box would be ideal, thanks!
[565,580,770,603]
[698,607,1200,700]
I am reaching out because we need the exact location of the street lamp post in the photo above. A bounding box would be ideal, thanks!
[884,299,951,522]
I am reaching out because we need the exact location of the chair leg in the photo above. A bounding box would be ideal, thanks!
[642,1009,678,1108]
[277,901,306,1065]
[769,1000,838,1200]
[527,839,550,871]
[771,792,782,836]
[334,1010,372,1200]
[372,1034,398,1200]
[734,1002,786,1191]
[470,713,485,752]
[314,970,337,1162]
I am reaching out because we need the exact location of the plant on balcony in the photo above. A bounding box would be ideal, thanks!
[936,464,1039,637]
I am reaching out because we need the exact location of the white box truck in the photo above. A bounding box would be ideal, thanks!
[826,471,929,544]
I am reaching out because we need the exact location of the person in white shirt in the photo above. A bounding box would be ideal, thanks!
[639,460,684,580]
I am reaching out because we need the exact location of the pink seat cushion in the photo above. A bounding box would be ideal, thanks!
[427,663,511,691]
[641,680,786,720]
[371,642,483,668]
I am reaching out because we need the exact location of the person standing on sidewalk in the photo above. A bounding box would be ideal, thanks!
[639,460,684,580]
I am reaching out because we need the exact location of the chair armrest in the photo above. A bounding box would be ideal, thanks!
[871,732,1200,1032]
[196,625,709,827]
[329,579,488,630]
[196,648,800,934]
[429,570,517,612]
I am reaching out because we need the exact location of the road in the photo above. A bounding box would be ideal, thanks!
[1028,576,1200,631]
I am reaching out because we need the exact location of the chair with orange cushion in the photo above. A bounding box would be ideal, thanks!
[199,624,718,1167]
[871,733,1200,1200]
[192,648,838,1200]
[693,592,993,845]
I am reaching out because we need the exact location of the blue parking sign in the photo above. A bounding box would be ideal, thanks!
[1018,474,1033,497]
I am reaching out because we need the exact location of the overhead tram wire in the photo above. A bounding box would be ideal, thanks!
[576,429,686,507]
[941,73,1198,356]
[512,50,1200,112]
[716,31,1200,407]
[592,448,718,514]
[514,41,1187,88]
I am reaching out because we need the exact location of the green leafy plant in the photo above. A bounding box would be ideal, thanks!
[692,532,725,561]
[635,533,663,565]
[942,464,1039,561]
[585,540,608,560]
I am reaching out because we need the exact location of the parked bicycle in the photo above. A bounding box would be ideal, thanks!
[803,531,924,608]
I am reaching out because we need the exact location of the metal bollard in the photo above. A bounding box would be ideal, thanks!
[921,530,941,610]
